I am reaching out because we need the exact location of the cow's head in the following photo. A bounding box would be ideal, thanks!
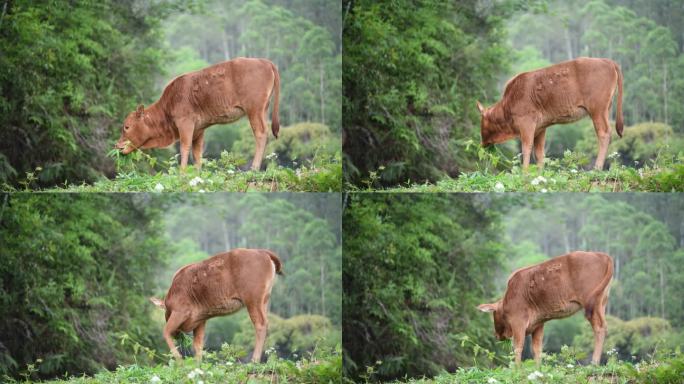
[477,101,516,147]
[115,104,152,154]
[477,301,510,340]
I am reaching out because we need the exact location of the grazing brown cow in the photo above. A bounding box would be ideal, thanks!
[150,248,283,362]
[115,58,280,170]
[478,251,613,365]
[477,57,623,170]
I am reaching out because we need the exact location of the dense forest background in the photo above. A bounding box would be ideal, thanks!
[0,0,341,188]
[343,0,684,187]
[0,193,341,380]
[343,193,684,381]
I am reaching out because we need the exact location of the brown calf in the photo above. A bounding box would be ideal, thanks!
[151,248,283,362]
[478,251,613,365]
[115,58,280,170]
[477,57,623,170]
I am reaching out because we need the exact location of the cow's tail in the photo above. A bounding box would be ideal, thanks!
[584,254,613,321]
[270,61,280,139]
[614,61,624,138]
[263,249,283,276]
[150,297,166,310]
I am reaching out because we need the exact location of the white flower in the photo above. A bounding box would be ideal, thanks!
[198,381,204,384]
[608,151,619,159]
[226,361,234,366]
[198,189,206,193]
[187,368,205,379]
[266,152,277,160]
[566,364,574,368]
[227,169,235,174]
[189,177,204,186]
[153,183,164,192]
[530,176,547,185]
[493,181,505,193]
[487,378,499,384]
[570,169,578,174]
[527,371,544,380]
[150,376,161,383]
[607,348,618,356]
[540,188,548,193]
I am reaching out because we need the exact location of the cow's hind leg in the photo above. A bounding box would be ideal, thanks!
[591,111,611,170]
[192,130,205,170]
[589,295,608,364]
[192,321,206,362]
[248,110,268,171]
[246,297,270,363]
[533,129,547,170]
[164,311,188,361]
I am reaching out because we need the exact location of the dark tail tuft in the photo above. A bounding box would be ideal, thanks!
[614,61,624,138]
[263,249,283,275]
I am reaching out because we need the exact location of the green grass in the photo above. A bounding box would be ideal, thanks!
[357,346,684,384]
[6,345,342,384]
[353,147,684,192]
[10,150,342,192]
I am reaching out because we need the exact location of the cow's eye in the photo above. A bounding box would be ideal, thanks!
[124,126,129,131]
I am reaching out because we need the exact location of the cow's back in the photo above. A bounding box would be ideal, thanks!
[505,58,618,122]
[183,58,275,114]
[165,248,276,311]
[503,251,612,314]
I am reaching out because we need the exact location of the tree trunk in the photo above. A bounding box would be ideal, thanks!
[320,255,326,317]
[320,62,325,125]
[564,27,573,59]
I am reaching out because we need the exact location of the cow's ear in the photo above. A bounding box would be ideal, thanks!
[476,101,485,115]
[136,104,145,118]
[477,303,497,312]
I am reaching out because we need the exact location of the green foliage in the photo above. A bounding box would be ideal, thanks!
[232,315,341,359]
[5,350,342,384]
[0,194,172,378]
[384,349,684,383]
[374,148,684,192]
[573,316,683,362]
[343,194,509,381]
[18,150,342,192]
[0,0,172,187]
[343,0,512,186]
[233,123,341,168]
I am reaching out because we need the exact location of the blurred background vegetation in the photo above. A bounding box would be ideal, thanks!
[0,193,341,380]
[343,193,684,381]
[343,0,684,187]
[0,0,341,188]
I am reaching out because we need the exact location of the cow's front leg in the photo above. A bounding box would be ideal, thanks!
[520,129,535,172]
[192,131,205,170]
[533,130,546,170]
[531,325,544,365]
[512,328,525,365]
[192,321,206,362]
[163,311,187,361]
[178,121,194,170]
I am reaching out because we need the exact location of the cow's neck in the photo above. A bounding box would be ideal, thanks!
[143,103,177,147]
[489,104,516,135]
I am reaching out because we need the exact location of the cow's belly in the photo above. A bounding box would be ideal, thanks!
[206,107,246,126]
[205,298,244,317]
[549,106,587,125]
